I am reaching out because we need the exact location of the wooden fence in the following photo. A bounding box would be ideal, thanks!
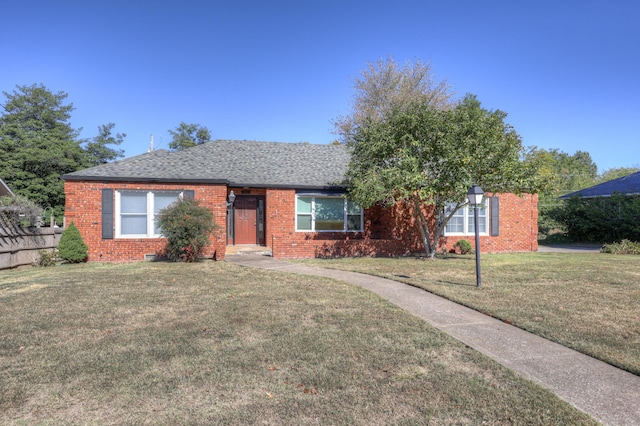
[0,212,62,270]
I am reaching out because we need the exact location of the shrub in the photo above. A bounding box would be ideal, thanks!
[156,198,217,262]
[57,222,88,263]
[600,239,640,255]
[454,239,473,254]
[0,195,42,227]
[555,194,640,243]
[34,249,60,267]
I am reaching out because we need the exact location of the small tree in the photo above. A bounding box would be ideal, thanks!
[58,222,88,263]
[156,198,217,262]
[346,94,540,258]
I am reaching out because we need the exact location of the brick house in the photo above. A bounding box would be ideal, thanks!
[62,140,538,262]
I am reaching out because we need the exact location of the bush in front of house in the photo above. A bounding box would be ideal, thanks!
[57,222,88,263]
[156,198,217,262]
[454,239,473,254]
[600,239,640,255]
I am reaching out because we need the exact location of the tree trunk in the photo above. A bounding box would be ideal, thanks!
[412,197,436,258]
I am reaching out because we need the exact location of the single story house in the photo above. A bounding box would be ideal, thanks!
[560,171,640,199]
[62,140,538,262]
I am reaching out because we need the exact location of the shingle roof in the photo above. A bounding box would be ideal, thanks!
[62,140,350,189]
[560,171,640,199]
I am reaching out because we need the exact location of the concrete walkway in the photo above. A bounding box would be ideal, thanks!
[226,254,640,426]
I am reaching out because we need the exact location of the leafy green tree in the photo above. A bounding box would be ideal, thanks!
[0,84,85,218]
[57,221,88,263]
[168,122,211,151]
[524,148,599,236]
[525,148,597,197]
[346,94,538,258]
[84,123,125,166]
[156,198,217,262]
[333,55,455,144]
[597,167,640,184]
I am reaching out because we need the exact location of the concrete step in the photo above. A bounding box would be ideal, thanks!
[225,245,272,256]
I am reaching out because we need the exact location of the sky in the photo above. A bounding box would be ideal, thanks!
[2,0,639,172]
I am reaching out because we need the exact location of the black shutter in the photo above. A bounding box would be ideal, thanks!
[490,196,500,236]
[102,189,114,239]
[184,190,195,200]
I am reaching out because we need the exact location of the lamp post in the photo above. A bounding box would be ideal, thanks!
[468,184,484,287]
[227,191,236,245]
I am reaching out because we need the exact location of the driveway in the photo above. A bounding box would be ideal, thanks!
[537,243,601,253]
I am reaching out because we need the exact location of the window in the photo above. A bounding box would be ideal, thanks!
[296,196,363,232]
[116,190,182,237]
[444,200,488,235]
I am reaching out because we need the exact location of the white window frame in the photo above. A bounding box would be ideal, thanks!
[115,190,181,238]
[444,200,489,236]
[295,195,363,232]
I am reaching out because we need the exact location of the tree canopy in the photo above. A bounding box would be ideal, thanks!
[524,148,598,198]
[346,94,539,257]
[0,84,125,220]
[84,123,125,166]
[333,56,455,144]
[168,122,211,151]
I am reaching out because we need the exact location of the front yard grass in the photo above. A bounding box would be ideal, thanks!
[0,261,597,425]
[301,252,640,376]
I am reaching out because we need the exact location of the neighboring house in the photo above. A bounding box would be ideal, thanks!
[0,178,14,197]
[560,171,640,199]
[62,140,538,262]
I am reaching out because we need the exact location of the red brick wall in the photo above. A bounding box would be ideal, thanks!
[65,181,537,262]
[438,193,539,254]
[265,190,538,259]
[64,181,228,262]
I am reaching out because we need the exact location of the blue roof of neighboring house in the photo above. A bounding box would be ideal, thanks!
[560,171,640,199]
[62,140,350,190]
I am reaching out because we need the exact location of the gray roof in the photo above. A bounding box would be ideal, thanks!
[63,140,350,189]
[560,171,640,199]
[0,178,14,197]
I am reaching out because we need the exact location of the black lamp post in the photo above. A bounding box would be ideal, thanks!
[467,184,484,287]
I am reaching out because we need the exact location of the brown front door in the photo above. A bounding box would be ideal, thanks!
[234,197,257,244]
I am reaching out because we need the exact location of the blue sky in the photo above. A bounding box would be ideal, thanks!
[2,0,638,172]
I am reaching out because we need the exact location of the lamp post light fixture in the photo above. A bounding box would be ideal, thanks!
[467,184,484,287]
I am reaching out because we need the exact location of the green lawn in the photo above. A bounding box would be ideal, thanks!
[301,252,640,376]
[0,261,597,425]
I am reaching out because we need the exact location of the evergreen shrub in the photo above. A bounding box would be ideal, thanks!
[453,239,473,254]
[57,222,88,263]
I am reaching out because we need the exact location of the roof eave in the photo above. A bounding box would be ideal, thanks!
[62,175,231,185]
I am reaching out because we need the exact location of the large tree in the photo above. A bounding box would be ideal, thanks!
[333,56,455,144]
[524,148,598,198]
[84,123,125,166]
[0,84,125,220]
[346,94,539,258]
[168,122,211,151]
[0,84,86,217]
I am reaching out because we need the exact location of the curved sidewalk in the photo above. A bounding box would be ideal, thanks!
[227,254,640,426]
